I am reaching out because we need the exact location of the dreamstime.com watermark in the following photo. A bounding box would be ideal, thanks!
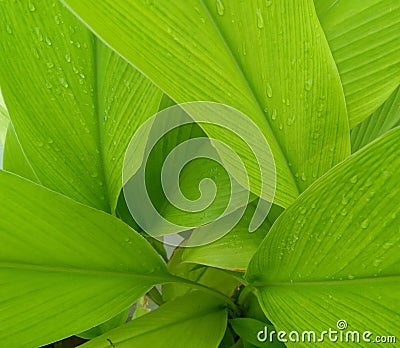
[257,320,397,344]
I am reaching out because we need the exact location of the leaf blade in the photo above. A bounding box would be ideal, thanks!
[0,0,162,211]
[246,127,400,346]
[80,291,228,348]
[62,0,350,206]
[0,170,170,348]
[315,0,400,127]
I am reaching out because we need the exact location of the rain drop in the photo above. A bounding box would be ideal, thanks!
[28,0,36,12]
[266,83,273,98]
[373,259,382,267]
[45,37,52,46]
[256,9,264,29]
[383,242,393,249]
[6,25,13,34]
[361,219,369,229]
[33,48,40,59]
[65,53,71,63]
[265,0,272,7]
[216,0,225,16]
[350,175,358,184]
[305,79,313,91]
[271,108,277,120]
[59,77,69,88]
[46,61,54,69]
[287,117,295,126]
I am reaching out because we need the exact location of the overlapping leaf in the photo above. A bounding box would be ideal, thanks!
[0,170,171,348]
[63,0,350,207]
[247,127,400,347]
[81,292,227,348]
[180,203,278,271]
[315,0,400,127]
[351,86,400,152]
[0,0,162,211]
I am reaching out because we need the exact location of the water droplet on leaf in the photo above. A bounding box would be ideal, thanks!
[361,219,369,229]
[256,9,264,29]
[216,0,225,16]
[266,83,273,98]
[28,0,36,12]
[305,79,313,91]
[350,175,358,184]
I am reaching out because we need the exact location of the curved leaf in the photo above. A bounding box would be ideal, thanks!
[80,291,227,348]
[163,247,239,302]
[3,126,38,182]
[62,0,350,206]
[351,86,400,152]
[0,170,171,348]
[0,91,8,146]
[181,203,280,271]
[0,0,162,211]
[247,127,400,347]
[315,0,400,127]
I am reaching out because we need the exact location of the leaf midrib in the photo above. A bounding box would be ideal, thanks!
[252,275,400,288]
[0,261,172,282]
[198,0,300,196]
[92,36,112,213]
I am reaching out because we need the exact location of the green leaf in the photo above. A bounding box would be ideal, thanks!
[246,127,400,346]
[0,170,171,348]
[3,126,38,182]
[80,291,228,348]
[0,91,8,146]
[0,0,162,211]
[63,0,350,206]
[230,318,285,348]
[180,202,277,271]
[315,0,400,127]
[78,309,130,340]
[163,248,239,302]
[351,86,400,152]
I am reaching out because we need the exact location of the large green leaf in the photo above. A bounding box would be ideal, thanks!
[0,170,172,348]
[246,127,400,347]
[315,0,400,127]
[63,0,350,207]
[80,291,227,348]
[351,86,400,152]
[0,0,162,212]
